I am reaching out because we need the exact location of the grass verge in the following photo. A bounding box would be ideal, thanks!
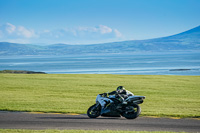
[0,129,188,133]
[0,74,199,118]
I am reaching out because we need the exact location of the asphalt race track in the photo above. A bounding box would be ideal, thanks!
[0,111,199,132]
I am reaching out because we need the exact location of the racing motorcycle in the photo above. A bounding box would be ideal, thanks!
[87,94,145,119]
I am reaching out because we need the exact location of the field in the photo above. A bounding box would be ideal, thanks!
[0,74,199,118]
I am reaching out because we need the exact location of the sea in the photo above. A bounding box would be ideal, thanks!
[0,52,200,75]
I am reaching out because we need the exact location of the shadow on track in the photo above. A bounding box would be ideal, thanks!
[37,116,122,120]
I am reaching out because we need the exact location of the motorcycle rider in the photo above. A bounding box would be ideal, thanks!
[96,86,134,114]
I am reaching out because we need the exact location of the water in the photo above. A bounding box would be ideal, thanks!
[0,52,200,75]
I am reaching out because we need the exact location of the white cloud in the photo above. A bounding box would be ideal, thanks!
[0,23,35,39]
[17,26,35,38]
[77,25,113,34]
[76,25,121,38]
[0,23,122,44]
[114,29,122,37]
[5,23,16,34]
[98,25,112,34]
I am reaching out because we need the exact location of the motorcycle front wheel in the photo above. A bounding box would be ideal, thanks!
[122,104,141,119]
[87,104,101,118]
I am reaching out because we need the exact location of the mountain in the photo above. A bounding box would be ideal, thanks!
[0,26,200,56]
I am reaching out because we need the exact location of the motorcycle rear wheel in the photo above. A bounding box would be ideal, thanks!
[87,104,101,118]
[122,104,141,119]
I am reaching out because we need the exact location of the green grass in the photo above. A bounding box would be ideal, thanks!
[0,129,188,133]
[0,74,199,118]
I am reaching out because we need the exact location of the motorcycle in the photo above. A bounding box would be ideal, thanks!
[87,94,145,119]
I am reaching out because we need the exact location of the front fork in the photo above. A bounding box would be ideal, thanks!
[94,102,101,110]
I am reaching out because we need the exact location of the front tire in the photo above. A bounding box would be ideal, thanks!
[87,104,101,118]
[122,104,141,119]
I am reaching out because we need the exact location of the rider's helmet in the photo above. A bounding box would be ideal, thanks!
[116,86,125,93]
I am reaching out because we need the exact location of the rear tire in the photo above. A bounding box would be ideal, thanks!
[87,104,101,118]
[123,104,141,119]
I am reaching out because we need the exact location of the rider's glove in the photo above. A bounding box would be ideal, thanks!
[124,95,128,99]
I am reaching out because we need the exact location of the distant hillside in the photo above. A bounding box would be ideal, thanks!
[0,26,200,56]
[0,70,46,74]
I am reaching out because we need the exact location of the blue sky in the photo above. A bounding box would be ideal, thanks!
[0,0,200,44]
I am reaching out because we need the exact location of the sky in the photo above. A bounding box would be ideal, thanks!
[0,0,200,45]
